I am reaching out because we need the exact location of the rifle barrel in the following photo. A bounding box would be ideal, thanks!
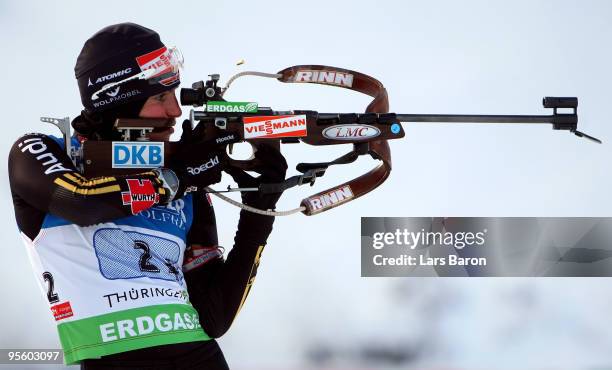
[395,114,554,124]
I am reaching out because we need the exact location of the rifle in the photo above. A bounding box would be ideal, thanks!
[42,65,600,216]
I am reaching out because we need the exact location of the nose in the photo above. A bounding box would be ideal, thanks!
[166,93,182,118]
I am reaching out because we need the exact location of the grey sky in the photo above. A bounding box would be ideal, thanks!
[1,0,611,368]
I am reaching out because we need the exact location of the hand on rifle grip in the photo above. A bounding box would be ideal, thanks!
[169,120,225,196]
[224,144,287,210]
[225,141,281,171]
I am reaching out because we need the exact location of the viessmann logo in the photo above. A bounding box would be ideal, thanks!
[136,46,179,86]
[243,115,307,139]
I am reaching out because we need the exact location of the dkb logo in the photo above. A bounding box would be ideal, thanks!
[112,142,164,168]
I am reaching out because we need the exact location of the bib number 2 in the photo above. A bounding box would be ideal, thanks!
[93,229,183,283]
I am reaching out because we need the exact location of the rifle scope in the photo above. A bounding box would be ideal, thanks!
[180,87,205,106]
[180,76,223,107]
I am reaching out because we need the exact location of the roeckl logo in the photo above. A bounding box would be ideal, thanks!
[243,115,307,139]
[187,156,219,175]
[215,134,236,144]
[121,179,160,214]
[294,70,354,87]
[322,124,381,141]
[93,68,133,85]
[306,185,354,213]
[17,137,71,175]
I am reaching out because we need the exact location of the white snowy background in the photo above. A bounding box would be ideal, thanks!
[1,0,612,369]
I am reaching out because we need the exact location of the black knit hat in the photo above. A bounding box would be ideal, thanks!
[75,23,180,112]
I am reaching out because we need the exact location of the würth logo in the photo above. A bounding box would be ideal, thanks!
[121,179,160,214]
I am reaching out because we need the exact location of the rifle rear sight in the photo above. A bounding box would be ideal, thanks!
[180,75,223,106]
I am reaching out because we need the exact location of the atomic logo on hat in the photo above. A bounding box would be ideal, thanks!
[75,23,181,113]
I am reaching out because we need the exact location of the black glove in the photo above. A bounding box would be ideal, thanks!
[169,120,224,196]
[224,144,288,211]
